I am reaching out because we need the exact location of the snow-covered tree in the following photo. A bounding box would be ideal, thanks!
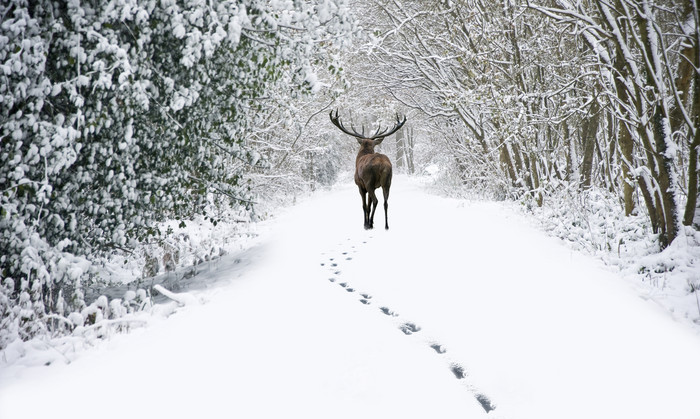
[530,0,699,245]
[345,0,699,247]
[0,0,354,348]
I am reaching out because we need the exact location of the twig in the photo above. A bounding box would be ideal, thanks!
[275,97,337,170]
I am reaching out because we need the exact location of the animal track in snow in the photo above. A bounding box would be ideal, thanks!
[430,343,447,354]
[399,322,421,335]
[450,363,466,379]
[318,241,496,414]
[449,364,496,413]
[379,306,399,317]
[475,394,495,413]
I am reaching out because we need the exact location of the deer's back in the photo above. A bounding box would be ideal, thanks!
[355,153,392,190]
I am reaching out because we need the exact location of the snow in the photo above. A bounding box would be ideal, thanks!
[1,176,700,419]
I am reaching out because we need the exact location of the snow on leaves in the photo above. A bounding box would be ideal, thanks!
[0,0,354,350]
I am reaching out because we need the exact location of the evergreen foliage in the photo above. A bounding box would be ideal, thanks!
[0,0,353,348]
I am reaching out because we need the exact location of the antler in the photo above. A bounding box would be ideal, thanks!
[329,109,365,139]
[329,110,407,140]
[367,114,407,140]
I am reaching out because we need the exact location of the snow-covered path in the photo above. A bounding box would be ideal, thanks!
[2,177,700,419]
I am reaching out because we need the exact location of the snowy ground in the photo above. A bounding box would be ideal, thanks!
[2,176,700,419]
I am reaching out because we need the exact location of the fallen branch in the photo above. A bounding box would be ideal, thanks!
[153,284,199,306]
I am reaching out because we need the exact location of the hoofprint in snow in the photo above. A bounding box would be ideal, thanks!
[2,176,700,419]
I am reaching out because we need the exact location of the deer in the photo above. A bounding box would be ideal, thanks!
[329,110,407,230]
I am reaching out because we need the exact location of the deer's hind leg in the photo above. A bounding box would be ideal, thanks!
[382,185,390,230]
[359,186,370,229]
[368,188,379,229]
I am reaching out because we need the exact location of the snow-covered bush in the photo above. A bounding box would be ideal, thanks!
[527,186,700,325]
[0,0,354,350]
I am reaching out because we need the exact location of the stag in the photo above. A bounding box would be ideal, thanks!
[329,110,406,230]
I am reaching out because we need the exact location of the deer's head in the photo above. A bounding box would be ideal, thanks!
[329,110,407,155]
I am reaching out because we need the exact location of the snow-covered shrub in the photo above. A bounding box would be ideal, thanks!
[532,187,651,255]
[528,186,700,325]
[303,145,344,190]
[0,0,354,350]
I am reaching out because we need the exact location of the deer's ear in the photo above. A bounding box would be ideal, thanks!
[373,137,385,146]
[357,138,364,145]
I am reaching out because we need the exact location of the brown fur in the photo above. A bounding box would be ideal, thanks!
[355,139,392,229]
[329,110,405,230]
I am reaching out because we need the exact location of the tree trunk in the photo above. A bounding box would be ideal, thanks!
[685,133,699,226]
[606,112,618,194]
[580,97,600,189]
[669,7,696,137]
[608,2,636,215]
[395,128,405,171]
[638,4,680,246]
[511,142,533,192]
[406,127,415,175]
[619,122,636,216]
[684,22,700,226]
[638,174,660,234]
[500,142,519,190]
[565,121,579,184]
[530,152,543,206]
